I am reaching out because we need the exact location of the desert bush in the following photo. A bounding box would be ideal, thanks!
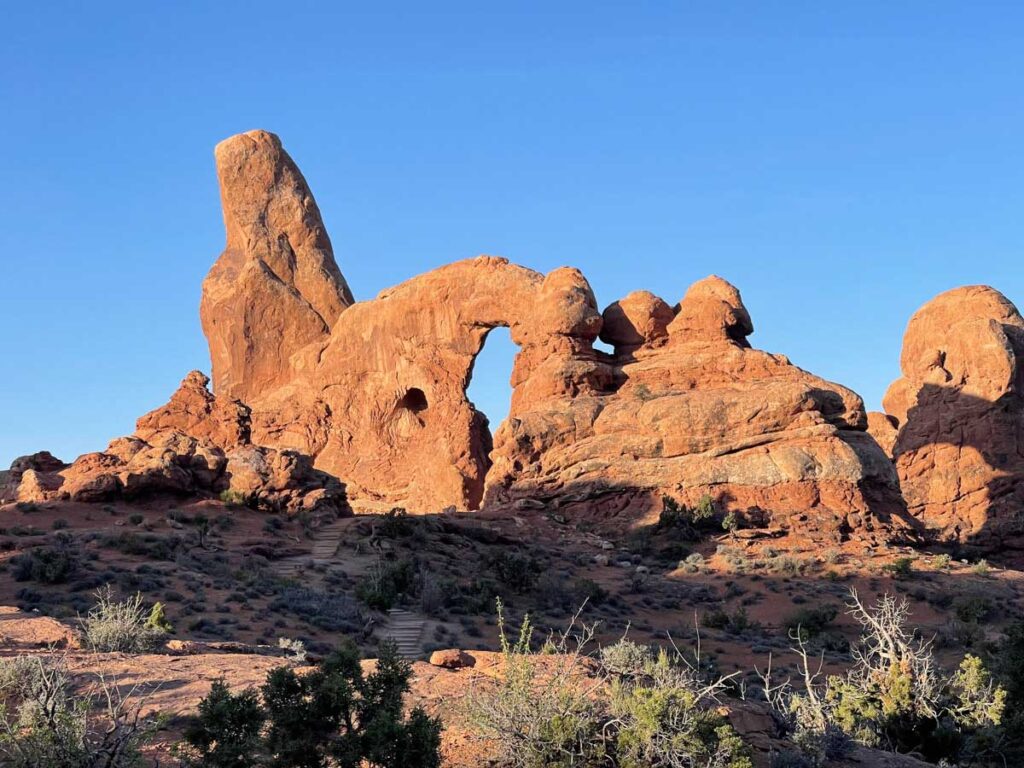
[11,541,78,584]
[703,606,757,635]
[218,489,252,508]
[933,553,952,570]
[270,587,364,633]
[783,605,838,643]
[277,637,307,663]
[463,601,752,768]
[0,652,159,767]
[953,594,996,624]
[759,589,1006,766]
[995,621,1024,760]
[180,679,264,768]
[679,552,706,574]
[378,507,414,538]
[356,558,417,610]
[882,557,915,578]
[488,550,542,593]
[81,586,169,653]
[179,640,441,768]
[658,495,720,540]
[102,530,183,560]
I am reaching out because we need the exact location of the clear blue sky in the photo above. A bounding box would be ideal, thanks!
[2,3,1022,467]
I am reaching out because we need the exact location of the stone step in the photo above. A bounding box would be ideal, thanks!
[383,609,425,659]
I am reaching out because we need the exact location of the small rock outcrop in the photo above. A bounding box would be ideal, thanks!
[11,372,348,517]
[882,286,1024,544]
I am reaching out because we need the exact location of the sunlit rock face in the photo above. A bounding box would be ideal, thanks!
[197,130,905,541]
[486,275,908,543]
[883,286,1024,545]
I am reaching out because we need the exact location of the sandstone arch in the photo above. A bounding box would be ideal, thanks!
[199,130,905,542]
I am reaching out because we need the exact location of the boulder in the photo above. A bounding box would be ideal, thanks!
[8,451,66,479]
[16,468,63,502]
[428,649,475,669]
[600,290,673,356]
[866,412,899,458]
[882,285,1024,544]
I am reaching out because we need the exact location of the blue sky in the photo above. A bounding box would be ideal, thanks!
[2,3,1022,466]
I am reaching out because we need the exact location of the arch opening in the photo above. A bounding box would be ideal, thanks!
[466,325,516,440]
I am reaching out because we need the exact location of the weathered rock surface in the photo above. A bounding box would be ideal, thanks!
[200,130,354,404]
[249,256,607,511]
[866,412,900,458]
[882,285,1024,544]
[194,131,905,538]
[486,276,908,541]
[13,372,348,518]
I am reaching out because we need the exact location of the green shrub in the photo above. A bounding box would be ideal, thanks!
[463,602,752,768]
[356,558,417,610]
[704,606,757,635]
[379,507,414,538]
[179,641,441,768]
[995,621,1024,760]
[784,605,838,642]
[81,586,169,653]
[180,679,264,768]
[760,589,1006,766]
[11,542,78,584]
[658,495,720,540]
[144,602,173,633]
[882,557,915,578]
[488,550,541,592]
[102,530,182,560]
[953,594,996,624]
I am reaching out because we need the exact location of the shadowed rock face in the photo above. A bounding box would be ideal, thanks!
[195,130,905,538]
[883,286,1024,545]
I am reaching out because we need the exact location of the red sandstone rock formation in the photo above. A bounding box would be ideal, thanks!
[193,131,905,539]
[11,372,347,517]
[882,286,1024,544]
[866,412,899,458]
[250,256,607,511]
[486,277,907,541]
[200,130,354,404]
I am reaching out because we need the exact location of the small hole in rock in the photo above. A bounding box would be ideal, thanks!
[397,387,428,413]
